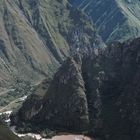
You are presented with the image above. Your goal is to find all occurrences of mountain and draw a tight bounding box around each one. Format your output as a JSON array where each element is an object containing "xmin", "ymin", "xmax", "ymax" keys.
[
  {"xmin": 12, "ymin": 37, "xmax": 140, "ymax": 140},
  {"xmin": 2, "ymin": 0, "xmax": 140, "ymax": 140},
  {"xmin": 69, "ymin": 0, "xmax": 140, "ymax": 42},
  {"xmin": 0, "ymin": 120, "xmax": 21, "ymax": 140},
  {"xmin": 12, "ymin": 57, "xmax": 89, "ymax": 132},
  {"xmin": 0, "ymin": 0, "xmax": 105, "ymax": 89}
]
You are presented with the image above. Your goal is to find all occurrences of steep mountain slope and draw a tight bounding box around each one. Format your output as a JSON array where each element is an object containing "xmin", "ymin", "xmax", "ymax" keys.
[
  {"xmin": 13, "ymin": 58, "xmax": 89, "ymax": 132},
  {"xmin": 69, "ymin": 0, "xmax": 140, "ymax": 42},
  {"xmin": 0, "ymin": 0, "xmax": 105, "ymax": 88},
  {"xmin": 0, "ymin": 0, "xmax": 56, "ymax": 86},
  {"xmin": 12, "ymin": 37, "xmax": 140, "ymax": 140}
]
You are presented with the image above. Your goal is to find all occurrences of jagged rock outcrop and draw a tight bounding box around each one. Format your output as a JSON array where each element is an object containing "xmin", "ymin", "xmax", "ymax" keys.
[
  {"xmin": 69, "ymin": 0, "xmax": 140, "ymax": 42},
  {"xmin": 12, "ymin": 37, "xmax": 140, "ymax": 140}
]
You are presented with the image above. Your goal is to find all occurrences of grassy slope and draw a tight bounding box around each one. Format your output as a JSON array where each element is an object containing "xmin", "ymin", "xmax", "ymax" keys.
[
  {"xmin": 109, "ymin": 0, "xmax": 140, "ymax": 42},
  {"xmin": 0, "ymin": 0, "xmax": 99, "ymax": 89},
  {"xmin": 69, "ymin": 0, "xmax": 140, "ymax": 42},
  {"xmin": 0, "ymin": 0, "xmax": 57, "ymax": 88}
]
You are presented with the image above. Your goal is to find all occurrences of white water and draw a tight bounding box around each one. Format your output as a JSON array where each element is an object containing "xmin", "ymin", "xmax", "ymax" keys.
[
  {"xmin": 11, "ymin": 126, "xmax": 92, "ymax": 140},
  {"xmin": 0, "ymin": 99, "xmax": 92, "ymax": 140},
  {"xmin": 0, "ymin": 110, "xmax": 12, "ymax": 123},
  {"xmin": 0, "ymin": 110, "xmax": 12, "ymax": 116},
  {"xmin": 14, "ymin": 134, "xmax": 91, "ymax": 140},
  {"xmin": 19, "ymin": 96, "xmax": 28, "ymax": 101}
]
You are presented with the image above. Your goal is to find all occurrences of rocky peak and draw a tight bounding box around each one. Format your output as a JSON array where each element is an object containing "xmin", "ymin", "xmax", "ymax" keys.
[
  {"xmin": 34, "ymin": 57, "xmax": 89, "ymax": 132},
  {"xmin": 12, "ymin": 57, "xmax": 90, "ymax": 132}
]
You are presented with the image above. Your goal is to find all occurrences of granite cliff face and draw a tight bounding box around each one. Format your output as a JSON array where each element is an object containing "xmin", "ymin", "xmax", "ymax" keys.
[
  {"xmin": 69, "ymin": 0, "xmax": 140, "ymax": 42},
  {"xmin": 12, "ymin": 37, "xmax": 140, "ymax": 140}
]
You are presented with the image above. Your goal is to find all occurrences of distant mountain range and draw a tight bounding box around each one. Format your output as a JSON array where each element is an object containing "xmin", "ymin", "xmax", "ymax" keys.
[{"xmin": 69, "ymin": 0, "xmax": 140, "ymax": 42}]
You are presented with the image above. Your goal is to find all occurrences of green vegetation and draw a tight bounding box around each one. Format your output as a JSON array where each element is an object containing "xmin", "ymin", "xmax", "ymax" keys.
[
  {"xmin": 0, "ymin": 120, "xmax": 21, "ymax": 140},
  {"xmin": 69, "ymin": 0, "xmax": 140, "ymax": 42},
  {"xmin": 0, "ymin": 0, "xmax": 100, "ymax": 90},
  {"xmin": 0, "ymin": 80, "xmax": 33, "ymax": 112}
]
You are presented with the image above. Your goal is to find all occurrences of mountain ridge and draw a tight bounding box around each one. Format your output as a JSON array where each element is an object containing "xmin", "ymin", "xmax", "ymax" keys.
[
  {"xmin": 0, "ymin": 0, "xmax": 105, "ymax": 89},
  {"xmin": 69, "ymin": 0, "xmax": 140, "ymax": 42}
]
